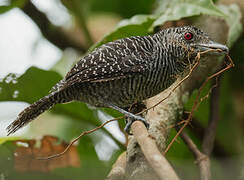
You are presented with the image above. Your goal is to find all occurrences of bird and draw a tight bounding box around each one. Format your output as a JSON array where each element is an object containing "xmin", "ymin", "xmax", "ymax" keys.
[{"xmin": 6, "ymin": 26, "xmax": 229, "ymax": 135}]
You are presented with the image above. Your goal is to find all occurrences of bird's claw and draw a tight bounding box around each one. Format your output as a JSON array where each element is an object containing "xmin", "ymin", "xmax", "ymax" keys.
[{"xmin": 124, "ymin": 115, "xmax": 149, "ymax": 135}]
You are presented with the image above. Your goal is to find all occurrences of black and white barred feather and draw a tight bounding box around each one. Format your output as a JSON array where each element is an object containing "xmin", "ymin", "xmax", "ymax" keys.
[{"xmin": 7, "ymin": 26, "xmax": 212, "ymax": 135}]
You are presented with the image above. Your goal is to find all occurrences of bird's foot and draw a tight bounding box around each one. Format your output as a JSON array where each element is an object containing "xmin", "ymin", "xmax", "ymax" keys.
[
  {"xmin": 105, "ymin": 103, "xmax": 149, "ymax": 134},
  {"xmin": 124, "ymin": 115, "xmax": 149, "ymax": 135}
]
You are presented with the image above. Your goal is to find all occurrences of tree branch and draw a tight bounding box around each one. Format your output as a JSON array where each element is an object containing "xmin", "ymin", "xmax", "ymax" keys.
[
  {"xmin": 179, "ymin": 131, "xmax": 211, "ymax": 180},
  {"xmin": 107, "ymin": 152, "xmax": 126, "ymax": 180},
  {"xmin": 125, "ymin": 14, "xmax": 230, "ymax": 179},
  {"xmin": 202, "ymin": 77, "xmax": 221, "ymax": 155},
  {"xmin": 131, "ymin": 121, "xmax": 179, "ymax": 180},
  {"xmin": 68, "ymin": 0, "xmax": 94, "ymax": 47},
  {"xmin": 183, "ymin": 74, "xmax": 220, "ymax": 180},
  {"xmin": 22, "ymin": 1, "xmax": 87, "ymax": 53},
  {"xmin": 174, "ymin": 50, "xmax": 224, "ymax": 180},
  {"xmin": 186, "ymin": 115, "xmax": 229, "ymax": 158},
  {"xmin": 109, "ymin": 0, "xmax": 242, "ymax": 178}
]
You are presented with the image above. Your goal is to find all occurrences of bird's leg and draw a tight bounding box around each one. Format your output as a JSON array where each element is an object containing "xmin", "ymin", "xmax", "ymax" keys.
[{"xmin": 107, "ymin": 103, "xmax": 149, "ymax": 134}]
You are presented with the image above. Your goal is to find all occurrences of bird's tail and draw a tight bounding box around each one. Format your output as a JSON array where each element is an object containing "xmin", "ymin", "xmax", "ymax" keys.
[{"xmin": 6, "ymin": 90, "xmax": 72, "ymax": 135}]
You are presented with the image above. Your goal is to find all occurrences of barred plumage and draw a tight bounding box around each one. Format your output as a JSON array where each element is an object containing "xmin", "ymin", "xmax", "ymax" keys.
[{"xmin": 7, "ymin": 26, "xmax": 229, "ymax": 135}]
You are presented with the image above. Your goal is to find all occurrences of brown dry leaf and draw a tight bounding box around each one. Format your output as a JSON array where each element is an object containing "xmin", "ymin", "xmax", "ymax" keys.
[{"xmin": 14, "ymin": 135, "xmax": 80, "ymax": 172}]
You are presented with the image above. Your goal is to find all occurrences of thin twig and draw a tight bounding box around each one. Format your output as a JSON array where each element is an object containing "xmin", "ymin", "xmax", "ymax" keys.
[
  {"xmin": 39, "ymin": 50, "xmax": 232, "ymax": 160},
  {"xmin": 38, "ymin": 52, "xmax": 200, "ymax": 160},
  {"xmin": 199, "ymin": 77, "xmax": 218, "ymax": 107},
  {"xmin": 131, "ymin": 121, "xmax": 180, "ymax": 180},
  {"xmin": 187, "ymin": 116, "xmax": 229, "ymax": 157},
  {"xmin": 37, "ymin": 117, "xmax": 122, "ymax": 160},
  {"xmin": 181, "ymin": 76, "xmax": 221, "ymax": 180},
  {"xmin": 137, "ymin": 48, "xmax": 221, "ymax": 116},
  {"xmin": 77, "ymin": 15, "xmax": 94, "ymax": 47},
  {"xmin": 22, "ymin": 1, "xmax": 87, "ymax": 53},
  {"xmin": 69, "ymin": 0, "xmax": 94, "ymax": 47},
  {"xmin": 138, "ymin": 54, "xmax": 200, "ymax": 114},
  {"xmin": 202, "ymin": 76, "xmax": 221, "ymax": 155},
  {"xmin": 164, "ymin": 54, "xmax": 234, "ymax": 154},
  {"xmin": 179, "ymin": 131, "xmax": 211, "ymax": 180},
  {"xmin": 167, "ymin": 119, "xmax": 189, "ymax": 129}
]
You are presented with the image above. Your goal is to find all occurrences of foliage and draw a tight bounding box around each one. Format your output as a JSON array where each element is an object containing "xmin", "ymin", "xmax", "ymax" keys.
[
  {"xmin": 0, "ymin": 0, "xmax": 27, "ymax": 14},
  {"xmin": 0, "ymin": 0, "xmax": 243, "ymax": 179},
  {"xmin": 92, "ymin": 0, "xmax": 225, "ymax": 49}
]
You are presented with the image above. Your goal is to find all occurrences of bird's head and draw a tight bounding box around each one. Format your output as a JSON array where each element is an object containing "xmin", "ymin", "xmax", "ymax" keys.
[{"xmin": 159, "ymin": 26, "xmax": 229, "ymax": 58}]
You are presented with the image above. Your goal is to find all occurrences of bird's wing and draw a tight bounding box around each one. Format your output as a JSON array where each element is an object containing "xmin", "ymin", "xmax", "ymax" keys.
[{"xmin": 58, "ymin": 38, "xmax": 154, "ymax": 90}]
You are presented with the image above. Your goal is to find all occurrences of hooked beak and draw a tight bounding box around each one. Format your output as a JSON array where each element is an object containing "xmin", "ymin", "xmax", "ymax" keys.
[{"xmin": 195, "ymin": 41, "xmax": 229, "ymax": 54}]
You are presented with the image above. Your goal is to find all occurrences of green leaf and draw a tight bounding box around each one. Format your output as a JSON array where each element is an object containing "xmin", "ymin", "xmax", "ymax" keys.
[
  {"xmin": 0, "ymin": 67, "xmax": 99, "ymax": 132},
  {"xmin": 155, "ymin": 0, "xmax": 224, "ymax": 16},
  {"xmin": 0, "ymin": 6, "xmax": 12, "ymax": 14},
  {"xmin": 218, "ymin": 4, "xmax": 243, "ymax": 47},
  {"xmin": 53, "ymin": 102, "xmax": 99, "ymax": 126},
  {"xmin": 0, "ymin": 67, "xmax": 124, "ymax": 148},
  {"xmin": 61, "ymin": 0, "xmax": 155, "ymax": 19},
  {"xmin": 0, "ymin": 67, "xmax": 62, "ymax": 103},
  {"xmin": 88, "ymin": 0, "xmax": 155, "ymax": 18},
  {"xmin": 91, "ymin": 15, "xmax": 155, "ymax": 50},
  {"xmin": 0, "ymin": 142, "xmax": 15, "ymax": 175},
  {"xmin": 152, "ymin": 0, "xmax": 224, "ymax": 31},
  {"xmin": 0, "ymin": 136, "xmax": 20, "ymax": 145},
  {"xmin": 92, "ymin": 0, "xmax": 226, "ymax": 49},
  {"xmin": 0, "ymin": 0, "xmax": 27, "ymax": 14},
  {"xmin": 0, "ymin": 66, "xmax": 100, "ymax": 126}
]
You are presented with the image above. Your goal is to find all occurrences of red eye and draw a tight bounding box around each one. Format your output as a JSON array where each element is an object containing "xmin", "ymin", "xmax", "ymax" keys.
[{"xmin": 184, "ymin": 32, "xmax": 193, "ymax": 40}]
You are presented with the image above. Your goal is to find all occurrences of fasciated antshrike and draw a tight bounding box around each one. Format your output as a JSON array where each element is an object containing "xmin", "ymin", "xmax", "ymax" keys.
[{"xmin": 7, "ymin": 26, "xmax": 228, "ymax": 135}]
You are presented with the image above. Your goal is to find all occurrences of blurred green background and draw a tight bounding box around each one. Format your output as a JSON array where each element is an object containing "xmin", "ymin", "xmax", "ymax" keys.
[{"xmin": 0, "ymin": 0, "xmax": 243, "ymax": 179}]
